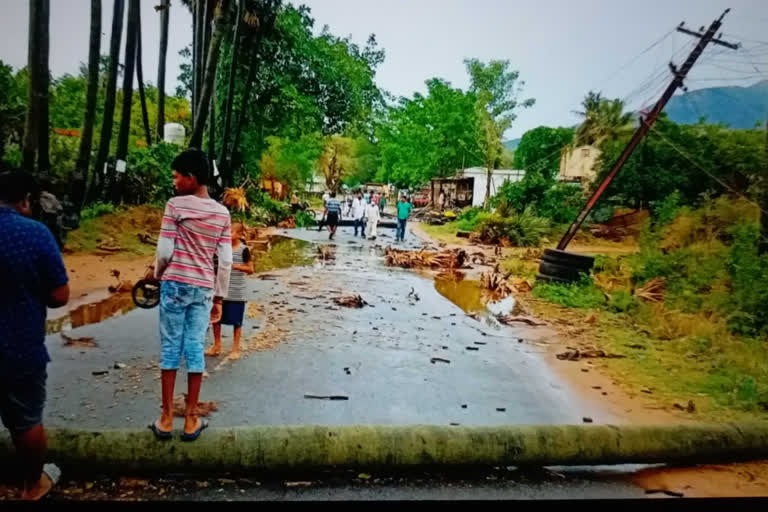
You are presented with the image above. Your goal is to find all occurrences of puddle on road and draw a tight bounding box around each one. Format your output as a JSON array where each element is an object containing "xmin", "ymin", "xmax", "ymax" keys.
[
  {"xmin": 250, "ymin": 235, "xmax": 314, "ymax": 273},
  {"xmin": 434, "ymin": 275, "xmax": 517, "ymax": 317},
  {"xmin": 47, "ymin": 292, "xmax": 136, "ymax": 335}
]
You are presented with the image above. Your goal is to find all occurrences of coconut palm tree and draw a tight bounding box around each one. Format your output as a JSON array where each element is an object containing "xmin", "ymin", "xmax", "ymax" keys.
[
  {"xmin": 156, "ymin": 0, "xmax": 170, "ymax": 140},
  {"xmin": 135, "ymin": 3, "xmax": 151, "ymax": 146},
  {"xmin": 73, "ymin": 0, "xmax": 101, "ymax": 211},
  {"xmin": 116, "ymin": 0, "xmax": 139, "ymax": 162},
  {"xmin": 573, "ymin": 90, "xmax": 634, "ymax": 147}
]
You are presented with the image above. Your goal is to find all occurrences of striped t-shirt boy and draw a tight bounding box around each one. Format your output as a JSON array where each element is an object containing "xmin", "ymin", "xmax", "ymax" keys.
[{"xmin": 156, "ymin": 195, "xmax": 232, "ymax": 297}]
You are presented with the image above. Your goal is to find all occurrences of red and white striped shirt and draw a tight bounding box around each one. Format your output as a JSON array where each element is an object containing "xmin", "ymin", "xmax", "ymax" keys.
[{"xmin": 157, "ymin": 195, "xmax": 232, "ymax": 291}]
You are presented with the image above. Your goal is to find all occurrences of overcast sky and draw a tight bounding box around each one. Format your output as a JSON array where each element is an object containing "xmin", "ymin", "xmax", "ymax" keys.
[{"xmin": 1, "ymin": 0, "xmax": 766, "ymax": 138}]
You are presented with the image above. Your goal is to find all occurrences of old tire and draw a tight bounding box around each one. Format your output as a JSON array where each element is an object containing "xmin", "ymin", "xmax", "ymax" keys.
[
  {"xmin": 538, "ymin": 261, "xmax": 588, "ymax": 282},
  {"xmin": 132, "ymin": 279, "xmax": 161, "ymax": 309},
  {"xmin": 538, "ymin": 249, "xmax": 595, "ymax": 284},
  {"xmin": 535, "ymin": 273, "xmax": 571, "ymax": 285}
]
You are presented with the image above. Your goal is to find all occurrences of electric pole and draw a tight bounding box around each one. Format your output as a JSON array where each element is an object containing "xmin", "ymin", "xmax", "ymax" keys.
[{"xmin": 557, "ymin": 9, "xmax": 740, "ymax": 251}]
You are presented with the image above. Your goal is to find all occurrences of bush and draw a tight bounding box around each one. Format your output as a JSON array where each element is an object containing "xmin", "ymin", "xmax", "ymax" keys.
[
  {"xmin": 245, "ymin": 190, "xmax": 291, "ymax": 226},
  {"xmin": 474, "ymin": 207, "xmax": 550, "ymax": 247},
  {"xmin": 533, "ymin": 274, "xmax": 607, "ymax": 309},
  {"xmin": 607, "ymin": 289, "xmax": 639, "ymax": 313},
  {"xmin": 124, "ymin": 142, "xmax": 178, "ymax": 205},
  {"xmin": 491, "ymin": 178, "xmax": 584, "ymax": 224},
  {"xmin": 81, "ymin": 202, "xmax": 117, "ymax": 220},
  {"xmin": 295, "ymin": 209, "xmax": 316, "ymax": 228},
  {"xmin": 723, "ymin": 223, "xmax": 768, "ymax": 336}
]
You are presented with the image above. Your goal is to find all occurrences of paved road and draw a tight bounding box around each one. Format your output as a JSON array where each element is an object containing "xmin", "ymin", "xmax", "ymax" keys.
[{"xmin": 44, "ymin": 225, "xmax": 617, "ymax": 430}]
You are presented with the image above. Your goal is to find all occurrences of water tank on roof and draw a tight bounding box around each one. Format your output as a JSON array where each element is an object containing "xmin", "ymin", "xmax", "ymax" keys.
[{"xmin": 164, "ymin": 123, "xmax": 186, "ymax": 146}]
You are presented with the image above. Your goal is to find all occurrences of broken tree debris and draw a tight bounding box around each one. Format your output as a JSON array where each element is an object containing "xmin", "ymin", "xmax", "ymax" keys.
[
  {"xmin": 556, "ymin": 349, "xmax": 626, "ymax": 361},
  {"xmin": 304, "ymin": 394, "xmax": 349, "ymax": 401},
  {"xmin": 333, "ymin": 295, "xmax": 368, "ymax": 308},
  {"xmin": 497, "ymin": 315, "xmax": 546, "ymax": 327},
  {"xmin": 172, "ymin": 394, "xmax": 218, "ymax": 417},
  {"xmin": 384, "ymin": 247, "xmax": 467, "ymax": 270},
  {"xmin": 430, "ymin": 357, "xmax": 451, "ymax": 364},
  {"xmin": 61, "ymin": 332, "xmax": 98, "ymax": 348}
]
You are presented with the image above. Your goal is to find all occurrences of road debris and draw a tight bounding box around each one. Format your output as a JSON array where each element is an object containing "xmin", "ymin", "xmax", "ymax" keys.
[
  {"xmin": 497, "ymin": 315, "xmax": 546, "ymax": 327},
  {"xmin": 430, "ymin": 357, "xmax": 451, "ymax": 364},
  {"xmin": 466, "ymin": 346, "xmax": 479, "ymax": 351},
  {"xmin": 556, "ymin": 349, "xmax": 626, "ymax": 361},
  {"xmin": 582, "ymin": 417, "xmax": 593, "ymax": 423},
  {"xmin": 172, "ymin": 394, "xmax": 218, "ymax": 417},
  {"xmin": 333, "ymin": 295, "xmax": 368, "ymax": 308},
  {"xmin": 92, "ymin": 370, "xmax": 109, "ymax": 376},
  {"xmin": 384, "ymin": 247, "xmax": 467, "ymax": 269},
  {"xmin": 304, "ymin": 394, "xmax": 349, "ymax": 400},
  {"xmin": 61, "ymin": 332, "xmax": 98, "ymax": 348}
]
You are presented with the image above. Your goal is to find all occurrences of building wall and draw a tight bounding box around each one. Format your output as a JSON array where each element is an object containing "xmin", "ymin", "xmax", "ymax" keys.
[
  {"xmin": 559, "ymin": 145, "xmax": 601, "ymax": 185},
  {"xmin": 460, "ymin": 168, "xmax": 525, "ymax": 207}
]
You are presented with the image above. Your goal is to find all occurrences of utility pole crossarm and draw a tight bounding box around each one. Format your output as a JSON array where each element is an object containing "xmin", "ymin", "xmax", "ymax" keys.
[{"xmin": 675, "ymin": 26, "xmax": 740, "ymax": 50}]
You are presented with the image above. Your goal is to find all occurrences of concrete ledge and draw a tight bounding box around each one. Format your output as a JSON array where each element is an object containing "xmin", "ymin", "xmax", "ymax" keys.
[{"xmin": 2, "ymin": 423, "xmax": 768, "ymax": 474}]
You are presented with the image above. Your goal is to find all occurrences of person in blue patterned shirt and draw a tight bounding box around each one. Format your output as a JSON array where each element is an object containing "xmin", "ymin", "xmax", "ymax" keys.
[{"xmin": 0, "ymin": 170, "xmax": 69, "ymax": 500}]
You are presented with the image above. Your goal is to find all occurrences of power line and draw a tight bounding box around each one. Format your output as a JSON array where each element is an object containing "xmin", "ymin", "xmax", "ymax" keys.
[
  {"xmin": 591, "ymin": 29, "xmax": 676, "ymax": 89},
  {"xmin": 648, "ymin": 126, "xmax": 768, "ymax": 218}
]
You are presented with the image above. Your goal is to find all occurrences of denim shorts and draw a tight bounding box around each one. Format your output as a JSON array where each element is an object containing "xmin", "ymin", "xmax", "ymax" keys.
[
  {"xmin": 160, "ymin": 280, "xmax": 214, "ymax": 373},
  {"xmin": 0, "ymin": 369, "xmax": 47, "ymax": 435}
]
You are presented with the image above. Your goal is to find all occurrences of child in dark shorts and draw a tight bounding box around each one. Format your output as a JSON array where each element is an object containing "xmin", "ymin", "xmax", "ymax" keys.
[{"xmin": 205, "ymin": 222, "xmax": 253, "ymax": 360}]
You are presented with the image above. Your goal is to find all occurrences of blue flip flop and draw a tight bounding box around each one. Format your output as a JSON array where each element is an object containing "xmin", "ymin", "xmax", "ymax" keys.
[
  {"xmin": 148, "ymin": 422, "xmax": 173, "ymax": 441},
  {"xmin": 181, "ymin": 420, "xmax": 209, "ymax": 442}
]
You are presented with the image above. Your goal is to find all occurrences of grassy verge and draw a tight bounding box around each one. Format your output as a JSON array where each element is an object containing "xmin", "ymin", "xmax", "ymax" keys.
[
  {"xmin": 419, "ymin": 222, "xmax": 470, "ymax": 246},
  {"xmin": 66, "ymin": 205, "xmax": 163, "ymax": 256}
]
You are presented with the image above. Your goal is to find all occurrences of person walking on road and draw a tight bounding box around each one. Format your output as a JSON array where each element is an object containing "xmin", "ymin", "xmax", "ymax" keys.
[
  {"xmin": 152, "ymin": 149, "xmax": 232, "ymax": 442},
  {"xmin": 324, "ymin": 191, "xmax": 342, "ymax": 240},
  {"xmin": 364, "ymin": 198, "xmax": 380, "ymax": 240},
  {"xmin": 396, "ymin": 195, "xmax": 413, "ymax": 242},
  {"xmin": 351, "ymin": 191, "xmax": 365, "ymax": 237},
  {"xmin": 378, "ymin": 193, "xmax": 387, "ymax": 215},
  {"xmin": 205, "ymin": 222, "xmax": 253, "ymax": 360},
  {"xmin": 317, "ymin": 191, "xmax": 330, "ymax": 232},
  {"xmin": 0, "ymin": 169, "xmax": 69, "ymax": 500}
]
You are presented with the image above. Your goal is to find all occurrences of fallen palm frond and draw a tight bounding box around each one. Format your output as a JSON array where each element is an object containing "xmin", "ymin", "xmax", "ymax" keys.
[
  {"xmin": 634, "ymin": 277, "xmax": 666, "ymax": 303},
  {"xmin": 384, "ymin": 247, "xmax": 467, "ymax": 270},
  {"xmin": 223, "ymin": 187, "xmax": 249, "ymax": 212},
  {"xmin": 333, "ymin": 295, "xmax": 368, "ymax": 308}
]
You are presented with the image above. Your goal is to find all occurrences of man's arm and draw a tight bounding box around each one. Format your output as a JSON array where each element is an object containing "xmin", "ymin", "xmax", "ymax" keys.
[
  {"xmin": 155, "ymin": 202, "xmax": 177, "ymax": 279},
  {"xmin": 214, "ymin": 220, "xmax": 233, "ymax": 299},
  {"xmin": 37, "ymin": 224, "xmax": 70, "ymax": 309}
]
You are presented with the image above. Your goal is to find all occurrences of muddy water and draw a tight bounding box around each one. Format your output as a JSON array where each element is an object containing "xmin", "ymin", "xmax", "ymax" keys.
[
  {"xmin": 250, "ymin": 235, "xmax": 314, "ymax": 273},
  {"xmin": 46, "ymin": 292, "xmax": 136, "ymax": 334}
]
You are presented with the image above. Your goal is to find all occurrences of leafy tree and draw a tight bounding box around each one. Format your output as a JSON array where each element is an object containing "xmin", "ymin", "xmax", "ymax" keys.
[
  {"xmin": 376, "ymin": 78, "xmax": 481, "ymax": 187},
  {"xmin": 318, "ymin": 135, "xmax": 358, "ymax": 193},
  {"xmin": 465, "ymin": 58, "xmax": 534, "ymax": 207},
  {"xmin": 258, "ymin": 133, "xmax": 323, "ymax": 191},
  {"xmin": 513, "ymin": 126, "xmax": 574, "ymax": 181},
  {"xmin": 0, "ymin": 62, "xmax": 27, "ymax": 161}
]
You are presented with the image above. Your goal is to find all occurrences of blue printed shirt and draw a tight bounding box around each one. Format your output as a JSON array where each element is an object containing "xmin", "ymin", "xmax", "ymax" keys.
[{"xmin": 0, "ymin": 207, "xmax": 69, "ymax": 376}]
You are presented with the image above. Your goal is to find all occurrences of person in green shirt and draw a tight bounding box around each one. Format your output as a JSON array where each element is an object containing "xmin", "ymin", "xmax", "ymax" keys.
[
  {"xmin": 396, "ymin": 195, "xmax": 413, "ymax": 242},
  {"xmin": 378, "ymin": 194, "xmax": 387, "ymax": 214}
]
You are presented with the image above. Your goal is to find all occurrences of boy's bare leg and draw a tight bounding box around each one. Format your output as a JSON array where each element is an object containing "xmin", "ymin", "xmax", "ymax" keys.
[
  {"xmin": 154, "ymin": 369, "xmax": 176, "ymax": 433},
  {"xmin": 184, "ymin": 372, "xmax": 203, "ymax": 435},
  {"xmin": 14, "ymin": 425, "xmax": 51, "ymax": 500},
  {"xmin": 205, "ymin": 323, "xmax": 222, "ymax": 356},
  {"xmin": 228, "ymin": 326, "xmax": 242, "ymax": 360}
]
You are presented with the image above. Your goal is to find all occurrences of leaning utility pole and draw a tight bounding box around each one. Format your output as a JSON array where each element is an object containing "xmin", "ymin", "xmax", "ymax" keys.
[{"xmin": 557, "ymin": 9, "xmax": 740, "ymax": 251}]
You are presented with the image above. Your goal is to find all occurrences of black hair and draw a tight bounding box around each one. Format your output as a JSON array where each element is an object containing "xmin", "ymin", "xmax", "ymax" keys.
[
  {"xmin": 330, "ymin": 191, "xmax": 337, "ymax": 198},
  {"xmin": 171, "ymin": 148, "xmax": 209, "ymax": 186},
  {"xmin": 0, "ymin": 169, "xmax": 41, "ymax": 204}
]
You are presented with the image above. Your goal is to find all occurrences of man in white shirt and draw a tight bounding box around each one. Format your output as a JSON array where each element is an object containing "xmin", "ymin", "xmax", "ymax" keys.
[
  {"xmin": 351, "ymin": 191, "xmax": 366, "ymax": 237},
  {"xmin": 364, "ymin": 200, "xmax": 380, "ymax": 240}
]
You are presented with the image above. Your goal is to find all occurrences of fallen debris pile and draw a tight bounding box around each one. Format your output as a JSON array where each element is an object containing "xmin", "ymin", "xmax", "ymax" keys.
[
  {"xmin": 61, "ymin": 332, "xmax": 98, "ymax": 348},
  {"xmin": 333, "ymin": 295, "xmax": 368, "ymax": 308},
  {"xmin": 384, "ymin": 247, "xmax": 467, "ymax": 270},
  {"xmin": 497, "ymin": 315, "xmax": 546, "ymax": 327},
  {"xmin": 556, "ymin": 349, "xmax": 626, "ymax": 361},
  {"xmin": 634, "ymin": 277, "xmax": 666, "ymax": 303},
  {"xmin": 480, "ymin": 268, "xmax": 533, "ymax": 297},
  {"xmin": 172, "ymin": 394, "xmax": 218, "ymax": 417}
]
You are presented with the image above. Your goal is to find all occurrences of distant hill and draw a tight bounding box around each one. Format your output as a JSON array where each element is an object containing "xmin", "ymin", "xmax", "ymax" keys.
[
  {"xmin": 503, "ymin": 138, "xmax": 521, "ymax": 151},
  {"xmin": 664, "ymin": 80, "xmax": 768, "ymax": 129}
]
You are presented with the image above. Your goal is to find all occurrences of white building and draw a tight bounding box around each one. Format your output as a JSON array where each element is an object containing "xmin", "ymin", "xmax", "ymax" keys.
[
  {"xmin": 304, "ymin": 172, "xmax": 326, "ymax": 194},
  {"xmin": 455, "ymin": 167, "xmax": 525, "ymax": 207},
  {"xmin": 559, "ymin": 145, "xmax": 600, "ymax": 186}
]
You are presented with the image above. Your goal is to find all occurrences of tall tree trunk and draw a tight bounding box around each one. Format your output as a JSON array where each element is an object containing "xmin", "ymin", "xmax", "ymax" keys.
[
  {"xmin": 116, "ymin": 0, "xmax": 139, "ymax": 162},
  {"xmin": 226, "ymin": 35, "xmax": 261, "ymax": 184},
  {"xmin": 94, "ymin": 0, "xmax": 125, "ymax": 199},
  {"xmin": 189, "ymin": 0, "xmax": 232, "ymax": 149},
  {"xmin": 74, "ymin": 0, "xmax": 101, "ymax": 212},
  {"xmin": 156, "ymin": 0, "xmax": 169, "ymax": 140},
  {"xmin": 191, "ymin": 0, "xmax": 199, "ymax": 125},
  {"xmin": 220, "ymin": 0, "xmax": 244, "ymax": 170},
  {"xmin": 22, "ymin": 0, "xmax": 42, "ymax": 173},
  {"xmin": 208, "ymin": 83, "xmax": 216, "ymax": 163},
  {"xmin": 135, "ymin": 4, "xmax": 151, "ymax": 146},
  {"xmin": 36, "ymin": 0, "xmax": 50, "ymax": 180}
]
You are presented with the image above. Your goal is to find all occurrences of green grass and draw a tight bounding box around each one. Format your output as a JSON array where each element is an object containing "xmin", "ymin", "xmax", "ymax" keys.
[
  {"xmin": 419, "ymin": 222, "xmax": 469, "ymax": 245},
  {"xmin": 65, "ymin": 205, "xmax": 161, "ymax": 256}
]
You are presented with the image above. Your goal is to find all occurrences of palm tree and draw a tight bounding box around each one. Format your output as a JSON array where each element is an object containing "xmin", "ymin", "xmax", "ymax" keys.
[
  {"xmin": 94, "ymin": 0, "xmax": 125, "ymax": 197},
  {"xmin": 37, "ymin": 0, "xmax": 51, "ymax": 179},
  {"xmin": 156, "ymin": 0, "xmax": 170, "ymax": 140},
  {"xmin": 22, "ymin": 0, "xmax": 42, "ymax": 173},
  {"xmin": 115, "ymin": 0, "xmax": 139, "ymax": 162},
  {"xmin": 573, "ymin": 91, "xmax": 633, "ymax": 147},
  {"xmin": 220, "ymin": 0, "xmax": 245, "ymax": 169},
  {"xmin": 135, "ymin": 3, "xmax": 151, "ymax": 146},
  {"xmin": 189, "ymin": 0, "xmax": 233, "ymax": 148},
  {"xmin": 73, "ymin": 0, "xmax": 101, "ymax": 212}
]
